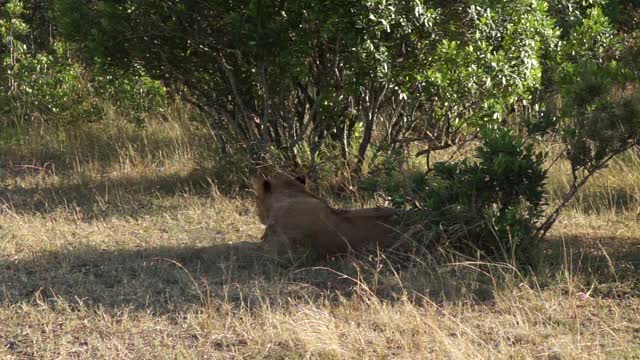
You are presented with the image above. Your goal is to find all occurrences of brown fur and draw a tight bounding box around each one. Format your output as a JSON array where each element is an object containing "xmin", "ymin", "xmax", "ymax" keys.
[{"xmin": 254, "ymin": 172, "xmax": 400, "ymax": 254}]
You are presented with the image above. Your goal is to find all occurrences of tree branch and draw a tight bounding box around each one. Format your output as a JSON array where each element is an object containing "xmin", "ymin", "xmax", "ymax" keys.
[{"xmin": 536, "ymin": 144, "xmax": 634, "ymax": 239}]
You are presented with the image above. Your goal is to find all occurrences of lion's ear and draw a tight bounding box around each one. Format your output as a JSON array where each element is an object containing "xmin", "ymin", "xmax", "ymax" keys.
[
  {"xmin": 295, "ymin": 174, "xmax": 306, "ymax": 185},
  {"xmin": 262, "ymin": 179, "xmax": 272, "ymax": 193}
]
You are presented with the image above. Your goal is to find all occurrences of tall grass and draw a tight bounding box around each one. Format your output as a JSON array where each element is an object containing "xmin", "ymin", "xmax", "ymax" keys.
[
  {"xmin": 547, "ymin": 149, "xmax": 640, "ymax": 215},
  {"xmin": 1, "ymin": 101, "xmax": 215, "ymax": 176}
]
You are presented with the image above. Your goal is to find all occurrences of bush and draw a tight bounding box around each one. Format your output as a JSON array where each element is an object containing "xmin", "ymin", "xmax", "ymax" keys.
[
  {"xmin": 0, "ymin": 0, "xmax": 167, "ymax": 126},
  {"xmin": 362, "ymin": 129, "xmax": 547, "ymax": 269},
  {"xmin": 52, "ymin": 0, "xmax": 558, "ymax": 173}
]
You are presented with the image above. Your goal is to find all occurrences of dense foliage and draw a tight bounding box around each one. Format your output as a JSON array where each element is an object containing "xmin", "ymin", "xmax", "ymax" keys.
[
  {"xmin": 1, "ymin": 0, "xmax": 639, "ymax": 266},
  {"xmin": 0, "ymin": 0, "xmax": 166, "ymax": 124},
  {"xmin": 362, "ymin": 129, "xmax": 547, "ymax": 267},
  {"xmin": 51, "ymin": 0, "xmax": 560, "ymax": 172}
]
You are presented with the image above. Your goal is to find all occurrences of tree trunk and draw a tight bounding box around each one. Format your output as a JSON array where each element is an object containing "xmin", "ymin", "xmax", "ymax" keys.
[{"xmin": 354, "ymin": 83, "xmax": 387, "ymax": 177}]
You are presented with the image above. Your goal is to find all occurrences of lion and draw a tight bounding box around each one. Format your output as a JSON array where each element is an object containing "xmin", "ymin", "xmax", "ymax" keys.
[{"xmin": 254, "ymin": 172, "xmax": 400, "ymax": 255}]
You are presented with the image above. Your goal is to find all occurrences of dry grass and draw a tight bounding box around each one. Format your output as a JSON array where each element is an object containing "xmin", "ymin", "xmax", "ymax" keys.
[{"xmin": 1, "ymin": 115, "xmax": 639, "ymax": 359}]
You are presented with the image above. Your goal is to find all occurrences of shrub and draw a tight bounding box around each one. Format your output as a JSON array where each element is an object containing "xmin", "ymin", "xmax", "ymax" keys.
[
  {"xmin": 362, "ymin": 129, "xmax": 547, "ymax": 269},
  {"xmin": 0, "ymin": 0, "xmax": 167, "ymax": 126}
]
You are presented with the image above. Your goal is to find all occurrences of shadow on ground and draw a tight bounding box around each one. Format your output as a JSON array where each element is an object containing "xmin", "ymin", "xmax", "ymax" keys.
[
  {"xmin": 0, "ymin": 241, "xmax": 304, "ymax": 311},
  {"xmin": 2, "ymin": 234, "xmax": 639, "ymax": 313},
  {"xmin": 542, "ymin": 235, "xmax": 640, "ymax": 298},
  {"xmin": 0, "ymin": 168, "xmax": 242, "ymax": 220},
  {"xmin": 0, "ymin": 241, "xmax": 410, "ymax": 313},
  {"xmin": 0, "ymin": 236, "xmax": 507, "ymax": 313}
]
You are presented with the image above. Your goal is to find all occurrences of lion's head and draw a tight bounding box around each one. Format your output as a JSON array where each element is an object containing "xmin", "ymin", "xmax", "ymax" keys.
[{"xmin": 253, "ymin": 172, "xmax": 308, "ymax": 224}]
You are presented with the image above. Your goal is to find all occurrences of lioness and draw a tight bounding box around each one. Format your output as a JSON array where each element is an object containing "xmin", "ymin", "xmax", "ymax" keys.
[{"xmin": 254, "ymin": 172, "xmax": 400, "ymax": 254}]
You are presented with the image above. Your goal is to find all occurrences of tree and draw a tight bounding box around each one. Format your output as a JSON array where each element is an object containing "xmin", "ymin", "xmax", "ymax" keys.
[
  {"xmin": 53, "ymin": 0, "xmax": 557, "ymax": 175},
  {"xmin": 535, "ymin": 3, "xmax": 640, "ymax": 238}
]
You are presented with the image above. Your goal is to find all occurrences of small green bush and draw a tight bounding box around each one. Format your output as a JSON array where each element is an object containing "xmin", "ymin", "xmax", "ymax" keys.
[{"xmin": 362, "ymin": 129, "xmax": 547, "ymax": 269}]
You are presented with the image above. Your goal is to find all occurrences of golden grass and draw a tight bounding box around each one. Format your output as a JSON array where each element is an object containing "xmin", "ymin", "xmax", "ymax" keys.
[{"xmin": 1, "ymin": 114, "xmax": 639, "ymax": 359}]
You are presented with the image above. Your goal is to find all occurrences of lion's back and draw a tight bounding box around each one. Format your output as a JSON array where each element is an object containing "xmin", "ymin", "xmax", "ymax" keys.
[{"xmin": 255, "ymin": 172, "xmax": 400, "ymax": 254}]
